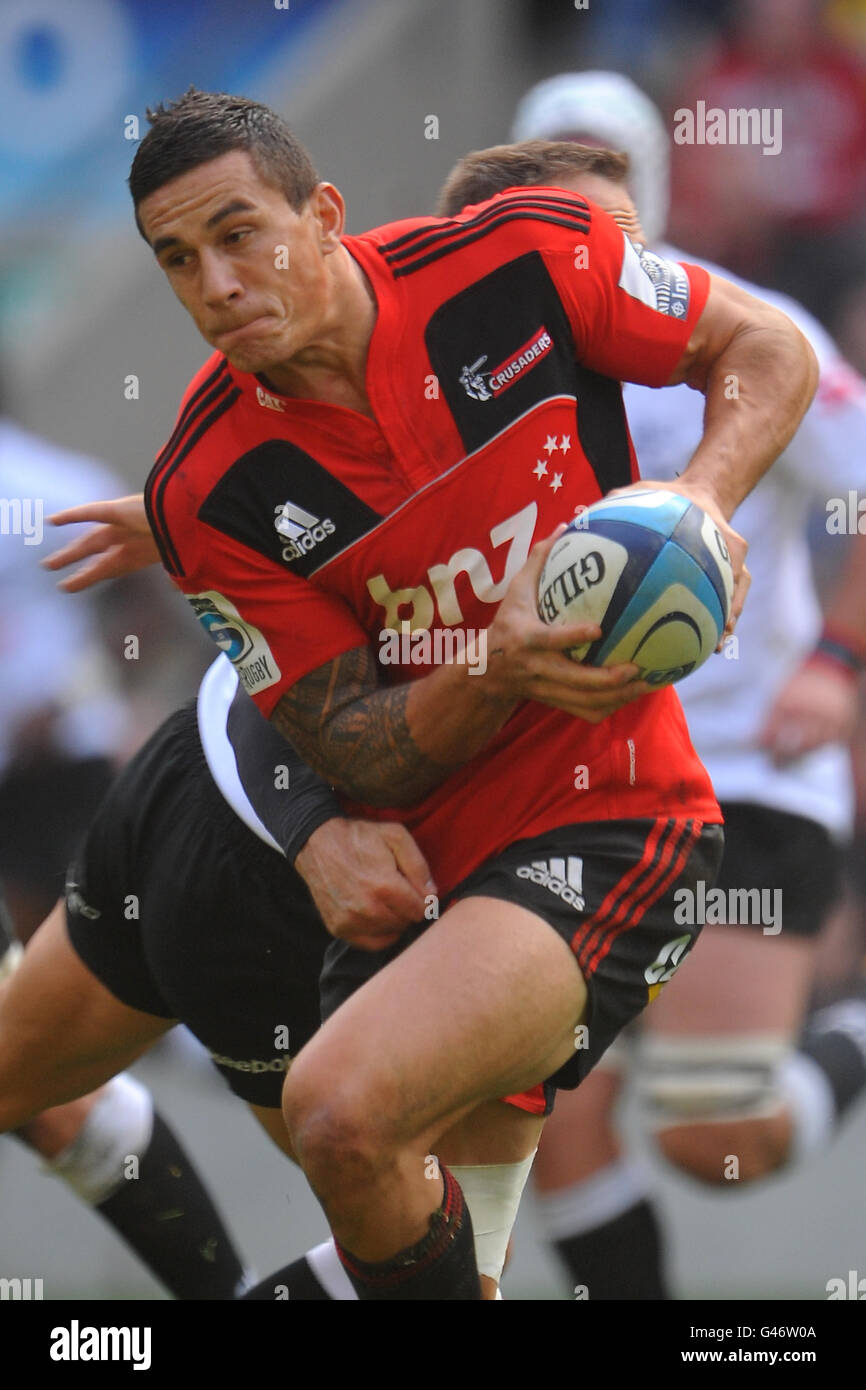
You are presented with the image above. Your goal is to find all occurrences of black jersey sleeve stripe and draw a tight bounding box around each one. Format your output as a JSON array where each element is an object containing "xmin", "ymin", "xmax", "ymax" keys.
[
  {"xmin": 381, "ymin": 201, "xmax": 591, "ymax": 267},
  {"xmin": 143, "ymin": 469, "xmax": 179, "ymax": 576},
  {"xmin": 152, "ymin": 362, "xmax": 230, "ymax": 472},
  {"xmin": 147, "ymin": 373, "xmax": 236, "ymax": 574},
  {"xmin": 146, "ymin": 386, "xmax": 242, "ymax": 578},
  {"xmin": 147, "ymin": 365, "xmax": 233, "ymax": 573},
  {"xmin": 383, "ymin": 205, "xmax": 592, "ymax": 269},
  {"xmin": 377, "ymin": 191, "xmax": 591, "ymax": 257},
  {"xmin": 380, "ymin": 197, "xmax": 590, "ymax": 262},
  {"xmin": 150, "ymin": 372, "xmax": 233, "ymax": 504},
  {"xmin": 389, "ymin": 211, "xmax": 592, "ymax": 278}
]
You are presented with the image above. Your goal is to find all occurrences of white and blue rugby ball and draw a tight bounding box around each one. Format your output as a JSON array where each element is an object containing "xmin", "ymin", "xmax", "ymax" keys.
[{"xmin": 537, "ymin": 489, "xmax": 735, "ymax": 687}]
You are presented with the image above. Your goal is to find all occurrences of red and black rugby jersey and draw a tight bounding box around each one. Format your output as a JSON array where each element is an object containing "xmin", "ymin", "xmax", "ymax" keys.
[{"xmin": 146, "ymin": 189, "xmax": 721, "ymax": 893}]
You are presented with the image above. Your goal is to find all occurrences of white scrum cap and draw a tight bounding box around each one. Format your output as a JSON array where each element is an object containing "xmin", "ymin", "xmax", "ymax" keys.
[{"xmin": 511, "ymin": 70, "xmax": 670, "ymax": 245}]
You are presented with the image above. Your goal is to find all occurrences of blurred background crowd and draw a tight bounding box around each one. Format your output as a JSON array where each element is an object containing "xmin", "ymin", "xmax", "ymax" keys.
[
  {"xmin": 527, "ymin": 0, "xmax": 866, "ymax": 356},
  {"xmin": 1, "ymin": 0, "xmax": 865, "ymax": 1298}
]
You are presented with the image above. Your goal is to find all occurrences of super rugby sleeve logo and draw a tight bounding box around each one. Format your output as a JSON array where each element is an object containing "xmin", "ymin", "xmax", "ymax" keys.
[
  {"xmin": 618, "ymin": 237, "xmax": 690, "ymax": 319},
  {"xmin": 459, "ymin": 326, "xmax": 553, "ymax": 401},
  {"xmin": 188, "ymin": 591, "xmax": 281, "ymax": 695}
]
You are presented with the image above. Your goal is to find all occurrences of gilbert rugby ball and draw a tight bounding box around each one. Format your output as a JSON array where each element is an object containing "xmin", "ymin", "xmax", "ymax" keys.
[{"xmin": 537, "ymin": 489, "xmax": 735, "ymax": 687}]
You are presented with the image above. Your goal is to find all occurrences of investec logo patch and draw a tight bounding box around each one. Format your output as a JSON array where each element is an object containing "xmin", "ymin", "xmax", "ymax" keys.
[
  {"xmin": 459, "ymin": 326, "xmax": 553, "ymax": 401},
  {"xmin": 619, "ymin": 241, "xmax": 690, "ymax": 319},
  {"xmin": 517, "ymin": 856, "xmax": 585, "ymax": 910},
  {"xmin": 274, "ymin": 500, "xmax": 335, "ymax": 562}
]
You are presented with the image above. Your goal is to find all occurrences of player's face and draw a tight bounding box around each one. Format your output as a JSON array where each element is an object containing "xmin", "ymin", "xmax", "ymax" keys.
[
  {"xmin": 553, "ymin": 171, "xmax": 647, "ymax": 245},
  {"xmin": 138, "ymin": 150, "xmax": 343, "ymax": 373}
]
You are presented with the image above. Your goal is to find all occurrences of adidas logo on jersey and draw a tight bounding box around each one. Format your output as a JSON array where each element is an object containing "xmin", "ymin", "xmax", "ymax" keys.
[
  {"xmin": 516, "ymin": 856, "xmax": 585, "ymax": 910},
  {"xmin": 274, "ymin": 501, "xmax": 335, "ymax": 561}
]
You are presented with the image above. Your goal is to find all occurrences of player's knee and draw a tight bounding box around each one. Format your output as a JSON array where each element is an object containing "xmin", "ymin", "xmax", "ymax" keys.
[
  {"xmin": 640, "ymin": 1033, "xmax": 793, "ymax": 1185},
  {"xmin": 653, "ymin": 1112, "xmax": 792, "ymax": 1184},
  {"xmin": 281, "ymin": 1069, "xmax": 386, "ymax": 1199}
]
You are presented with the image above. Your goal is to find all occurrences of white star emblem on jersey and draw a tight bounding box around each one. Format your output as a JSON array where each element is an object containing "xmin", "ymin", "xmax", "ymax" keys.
[
  {"xmin": 533, "ymin": 459, "xmax": 548, "ymax": 479},
  {"xmin": 544, "ymin": 434, "xmax": 558, "ymax": 455},
  {"xmin": 550, "ymin": 472, "xmax": 564, "ymax": 493},
  {"xmin": 559, "ymin": 434, "xmax": 571, "ymax": 454}
]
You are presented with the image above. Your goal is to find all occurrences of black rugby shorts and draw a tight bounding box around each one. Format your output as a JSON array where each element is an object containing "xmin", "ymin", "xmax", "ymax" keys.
[
  {"xmin": 715, "ymin": 801, "xmax": 842, "ymax": 937},
  {"xmin": 320, "ymin": 817, "xmax": 724, "ymax": 1106},
  {"xmin": 66, "ymin": 706, "xmax": 329, "ymax": 1106}
]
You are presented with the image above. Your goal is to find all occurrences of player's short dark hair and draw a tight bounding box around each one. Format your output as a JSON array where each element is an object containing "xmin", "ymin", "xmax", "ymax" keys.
[
  {"xmin": 129, "ymin": 88, "xmax": 319, "ymax": 238},
  {"xmin": 436, "ymin": 140, "xmax": 629, "ymax": 218}
]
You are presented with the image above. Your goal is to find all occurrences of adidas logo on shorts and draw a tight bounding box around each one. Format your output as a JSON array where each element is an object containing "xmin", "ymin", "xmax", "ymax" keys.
[{"xmin": 516, "ymin": 856, "xmax": 585, "ymax": 910}]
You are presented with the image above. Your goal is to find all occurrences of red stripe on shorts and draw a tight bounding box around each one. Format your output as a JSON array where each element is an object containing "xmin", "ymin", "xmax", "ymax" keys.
[
  {"xmin": 585, "ymin": 819, "xmax": 701, "ymax": 976},
  {"xmin": 573, "ymin": 816, "xmax": 672, "ymax": 967}
]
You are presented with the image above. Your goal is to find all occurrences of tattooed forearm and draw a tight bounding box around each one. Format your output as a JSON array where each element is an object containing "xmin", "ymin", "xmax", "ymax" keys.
[{"xmin": 269, "ymin": 644, "xmax": 459, "ymax": 806}]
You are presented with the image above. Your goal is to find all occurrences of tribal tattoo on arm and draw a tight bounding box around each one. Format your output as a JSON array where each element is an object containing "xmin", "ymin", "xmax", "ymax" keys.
[{"xmin": 269, "ymin": 644, "xmax": 458, "ymax": 806}]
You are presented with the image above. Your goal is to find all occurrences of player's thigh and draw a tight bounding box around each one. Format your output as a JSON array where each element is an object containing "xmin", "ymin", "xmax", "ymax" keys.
[
  {"xmin": 284, "ymin": 895, "xmax": 587, "ymax": 1154},
  {"xmin": 0, "ymin": 901, "xmax": 171, "ymax": 1127},
  {"xmin": 437, "ymin": 1097, "xmax": 546, "ymax": 1166},
  {"xmin": 293, "ymin": 815, "xmax": 723, "ymax": 1153}
]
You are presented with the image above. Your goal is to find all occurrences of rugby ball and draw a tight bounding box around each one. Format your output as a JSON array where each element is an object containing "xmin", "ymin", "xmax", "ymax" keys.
[{"xmin": 537, "ymin": 489, "xmax": 735, "ymax": 686}]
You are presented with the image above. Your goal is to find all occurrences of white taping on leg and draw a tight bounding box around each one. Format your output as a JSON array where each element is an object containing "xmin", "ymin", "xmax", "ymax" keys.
[
  {"xmin": 639, "ymin": 1033, "xmax": 791, "ymax": 1125},
  {"xmin": 44, "ymin": 1072, "xmax": 154, "ymax": 1205},
  {"xmin": 450, "ymin": 1153, "xmax": 536, "ymax": 1282}
]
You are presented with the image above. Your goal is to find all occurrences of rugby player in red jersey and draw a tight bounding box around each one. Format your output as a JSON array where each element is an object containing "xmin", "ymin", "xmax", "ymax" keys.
[{"xmin": 62, "ymin": 90, "xmax": 817, "ymax": 1299}]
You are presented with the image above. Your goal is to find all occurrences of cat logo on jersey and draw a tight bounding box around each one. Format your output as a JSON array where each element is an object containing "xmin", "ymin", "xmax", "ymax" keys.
[{"xmin": 188, "ymin": 590, "xmax": 281, "ymax": 695}]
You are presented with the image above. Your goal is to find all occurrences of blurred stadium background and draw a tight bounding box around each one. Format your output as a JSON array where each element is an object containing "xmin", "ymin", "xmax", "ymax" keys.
[{"xmin": 2, "ymin": 0, "xmax": 866, "ymax": 1300}]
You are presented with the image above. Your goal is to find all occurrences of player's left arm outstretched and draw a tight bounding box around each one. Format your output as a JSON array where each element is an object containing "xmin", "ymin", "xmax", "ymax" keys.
[{"xmin": 43, "ymin": 494, "xmax": 157, "ymax": 591}]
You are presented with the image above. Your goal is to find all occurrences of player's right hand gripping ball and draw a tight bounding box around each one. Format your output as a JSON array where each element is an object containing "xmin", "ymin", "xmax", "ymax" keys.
[{"xmin": 537, "ymin": 489, "xmax": 735, "ymax": 687}]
